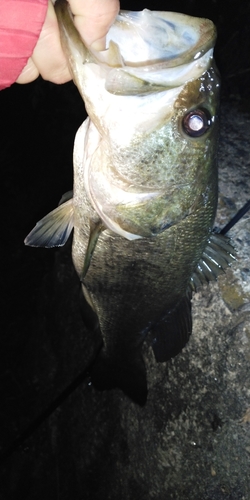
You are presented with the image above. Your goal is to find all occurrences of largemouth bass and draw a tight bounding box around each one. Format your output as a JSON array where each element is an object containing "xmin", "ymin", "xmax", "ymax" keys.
[{"xmin": 25, "ymin": 0, "xmax": 235, "ymax": 405}]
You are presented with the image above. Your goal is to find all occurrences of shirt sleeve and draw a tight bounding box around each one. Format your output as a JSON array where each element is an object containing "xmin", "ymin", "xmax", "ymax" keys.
[{"xmin": 0, "ymin": 0, "xmax": 48, "ymax": 90}]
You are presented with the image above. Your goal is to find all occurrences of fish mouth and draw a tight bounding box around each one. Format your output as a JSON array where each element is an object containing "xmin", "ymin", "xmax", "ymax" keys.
[
  {"xmin": 90, "ymin": 9, "xmax": 216, "ymax": 94},
  {"xmin": 106, "ymin": 10, "xmax": 216, "ymax": 66}
]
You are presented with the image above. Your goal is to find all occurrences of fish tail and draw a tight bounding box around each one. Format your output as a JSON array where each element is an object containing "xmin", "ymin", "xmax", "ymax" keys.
[{"xmin": 91, "ymin": 352, "xmax": 148, "ymax": 406}]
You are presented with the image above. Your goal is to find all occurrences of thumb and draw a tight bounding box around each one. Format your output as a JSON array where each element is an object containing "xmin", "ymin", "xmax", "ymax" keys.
[{"xmin": 68, "ymin": 0, "xmax": 120, "ymax": 50}]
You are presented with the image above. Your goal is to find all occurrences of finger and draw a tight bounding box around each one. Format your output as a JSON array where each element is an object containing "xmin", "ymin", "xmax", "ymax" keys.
[
  {"xmin": 69, "ymin": 0, "xmax": 120, "ymax": 49},
  {"xmin": 18, "ymin": 1, "xmax": 71, "ymax": 84},
  {"xmin": 16, "ymin": 57, "xmax": 39, "ymax": 84}
]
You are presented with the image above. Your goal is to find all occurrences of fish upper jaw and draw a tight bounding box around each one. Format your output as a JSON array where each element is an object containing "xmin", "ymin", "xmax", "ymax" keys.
[{"xmin": 100, "ymin": 48, "xmax": 214, "ymax": 96}]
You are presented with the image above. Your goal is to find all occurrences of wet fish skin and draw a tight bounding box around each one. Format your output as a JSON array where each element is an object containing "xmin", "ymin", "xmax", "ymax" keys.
[{"xmin": 25, "ymin": 2, "xmax": 228, "ymax": 405}]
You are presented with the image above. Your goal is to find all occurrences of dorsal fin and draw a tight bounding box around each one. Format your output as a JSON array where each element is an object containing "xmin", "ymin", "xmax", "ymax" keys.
[
  {"xmin": 190, "ymin": 233, "xmax": 236, "ymax": 292},
  {"xmin": 24, "ymin": 198, "xmax": 74, "ymax": 248}
]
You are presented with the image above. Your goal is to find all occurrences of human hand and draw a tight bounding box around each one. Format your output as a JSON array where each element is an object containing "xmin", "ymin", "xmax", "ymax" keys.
[{"xmin": 16, "ymin": 0, "xmax": 120, "ymax": 84}]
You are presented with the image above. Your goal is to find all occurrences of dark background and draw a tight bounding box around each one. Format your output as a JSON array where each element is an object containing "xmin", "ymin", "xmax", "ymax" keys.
[{"xmin": 0, "ymin": 0, "xmax": 249, "ymax": 497}]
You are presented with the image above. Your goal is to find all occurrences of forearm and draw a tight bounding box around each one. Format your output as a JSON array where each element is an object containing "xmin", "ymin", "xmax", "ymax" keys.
[
  {"xmin": 0, "ymin": 0, "xmax": 120, "ymax": 89},
  {"xmin": 0, "ymin": 0, "xmax": 48, "ymax": 90}
]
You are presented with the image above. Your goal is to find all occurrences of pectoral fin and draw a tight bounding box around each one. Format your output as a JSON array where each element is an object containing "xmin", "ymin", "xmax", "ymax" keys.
[
  {"xmin": 24, "ymin": 199, "xmax": 74, "ymax": 248},
  {"xmin": 152, "ymin": 295, "xmax": 192, "ymax": 363},
  {"xmin": 190, "ymin": 233, "xmax": 236, "ymax": 292},
  {"xmin": 81, "ymin": 220, "xmax": 106, "ymax": 281}
]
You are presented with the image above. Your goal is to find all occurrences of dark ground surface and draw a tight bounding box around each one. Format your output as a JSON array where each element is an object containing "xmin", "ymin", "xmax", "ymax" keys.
[{"xmin": 0, "ymin": 1, "xmax": 250, "ymax": 498}]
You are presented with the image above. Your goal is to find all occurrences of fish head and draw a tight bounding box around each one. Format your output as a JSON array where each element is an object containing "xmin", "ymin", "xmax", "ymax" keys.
[{"xmin": 58, "ymin": 7, "xmax": 220, "ymax": 239}]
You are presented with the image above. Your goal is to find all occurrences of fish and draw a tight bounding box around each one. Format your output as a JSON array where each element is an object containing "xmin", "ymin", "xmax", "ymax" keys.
[{"xmin": 25, "ymin": 0, "xmax": 235, "ymax": 405}]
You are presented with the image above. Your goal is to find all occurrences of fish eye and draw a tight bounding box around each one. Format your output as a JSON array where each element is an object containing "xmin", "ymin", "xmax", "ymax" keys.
[{"xmin": 182, "ymin": 108, "xmax": 212, "ymax": 137}]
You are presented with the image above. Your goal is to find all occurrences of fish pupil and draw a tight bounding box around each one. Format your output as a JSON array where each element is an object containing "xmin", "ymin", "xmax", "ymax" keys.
[
  {"xmin": 182, "ymin": 108, "xmax": 211, "ymax": 137},
  {"xmin": 189, "ymin": 115, "xmax": 203, "ymax": 131}
]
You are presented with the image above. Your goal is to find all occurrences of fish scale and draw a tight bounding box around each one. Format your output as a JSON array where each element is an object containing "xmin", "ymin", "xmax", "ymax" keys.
[{"xmin": 78, "ymin": 199, "xmax": 214, "ymax": 349}]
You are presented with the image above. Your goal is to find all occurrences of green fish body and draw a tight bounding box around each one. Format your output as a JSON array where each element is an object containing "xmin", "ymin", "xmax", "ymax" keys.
[{"xmin": 25, "ymin": 1, "xmax": 234, "ymax": 405}]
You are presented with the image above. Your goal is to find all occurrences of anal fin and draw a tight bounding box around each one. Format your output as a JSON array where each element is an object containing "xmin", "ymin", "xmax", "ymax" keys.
[
  {"xmin": 91, "ymin": 351, "xmax": 148, "ymax": 406},
  {"xmin": 151, "ymin": 295, "xmax": 192, "ymax": 363}
]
